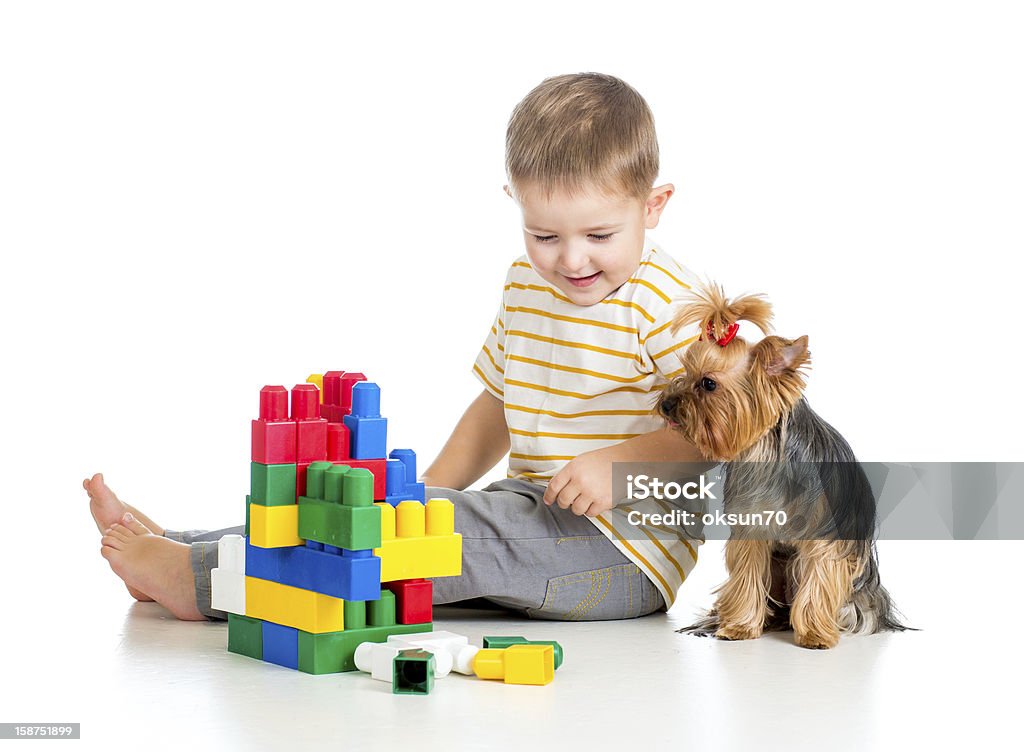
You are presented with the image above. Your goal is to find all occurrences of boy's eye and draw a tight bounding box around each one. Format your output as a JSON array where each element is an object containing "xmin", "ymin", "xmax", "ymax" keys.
[
  {"xmin": 591, "ymin": 233, "xmax": 613, "ymax": 241},
  {"xmin": 533, "ymin": 234, "xmax": 556, "ymax": 242},
  {"xmin": 530, "ymin": 233, "xmax": 614, "ymax": 242}
]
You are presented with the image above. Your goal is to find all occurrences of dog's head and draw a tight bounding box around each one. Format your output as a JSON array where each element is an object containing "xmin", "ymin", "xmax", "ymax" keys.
[{"xmin": 654, "ymin": 282, "xmax": 811, "ymax": 461}]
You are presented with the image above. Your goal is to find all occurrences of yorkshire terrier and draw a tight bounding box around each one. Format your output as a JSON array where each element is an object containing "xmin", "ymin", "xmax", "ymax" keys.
[{"xmin": 655, "ymin": 283, "xmax": 909, "ymax": 649}]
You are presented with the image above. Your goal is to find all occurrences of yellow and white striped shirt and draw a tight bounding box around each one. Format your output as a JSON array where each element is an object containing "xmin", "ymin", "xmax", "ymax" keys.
[{"xmin": 472, "ymin": 236, "xmax": 704, "ymax": 609}]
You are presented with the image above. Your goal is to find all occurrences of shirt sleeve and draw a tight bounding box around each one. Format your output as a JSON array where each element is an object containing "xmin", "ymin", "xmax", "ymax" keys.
[{"xmin": 471, "ymin": 265, "xmax": 512, "ymax": 400}]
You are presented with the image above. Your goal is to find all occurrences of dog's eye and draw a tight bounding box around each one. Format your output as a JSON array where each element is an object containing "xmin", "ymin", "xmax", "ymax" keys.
[{"xmin": 700, "ymin": 377, "xmax": 717, "ymax": 392}]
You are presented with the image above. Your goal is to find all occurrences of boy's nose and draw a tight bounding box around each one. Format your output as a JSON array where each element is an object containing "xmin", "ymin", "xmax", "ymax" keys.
[{"xmin": 559, "ymin": 244, "xmax": 590, "ymax": 273}]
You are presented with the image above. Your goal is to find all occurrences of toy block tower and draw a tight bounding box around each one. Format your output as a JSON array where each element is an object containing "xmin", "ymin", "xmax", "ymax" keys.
[{"xmin": 212, "ymin": 371, "xmax": 462, "ymax": 674}]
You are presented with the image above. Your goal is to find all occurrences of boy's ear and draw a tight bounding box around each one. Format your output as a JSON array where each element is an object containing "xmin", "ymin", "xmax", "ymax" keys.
[
  {"xmin": 503, "ymin": 184, "xmax": 514, "ymax": 199},
  {"xmin": 645, "ymin": 183, "xmax": 674, "ymax": 228}
]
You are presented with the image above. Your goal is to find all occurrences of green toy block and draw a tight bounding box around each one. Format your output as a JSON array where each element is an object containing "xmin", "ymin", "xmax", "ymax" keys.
[
  {"xmin": 305, "ymin": 461, "xmax": 334, "ymax": 499},
  {"xmin": 482, "ymin": 636, "xmax": 564, "ymax": 669},
  {"xmin": 250, "ymin": 462, "xmax": 298, "ymax": 506},
  {"xmin": 297, "ymin": 622, "xmax": 432, "ymax": 674},
  {"xmin": 228, "ymin": 614, "xmax": 263, "ymax": 660},
  {"xmin": 343, "ymin": 468, "xmax": 374, "ymax": 506},
  {"xmin": 297, "ymin": 496, "xmax": 381, "ymax": 550},
  {"xmin": 344, "ymin": 600, "xmax": 366, "ymax": 630},
  {"xmin": 245, "ymin": 494, "xmax": 251, "ymax": 537},
  {"xmin": 367, "ymin": 589, "xmax": 395, "ymax": 626},
  {"xmin": 393, "ymin": 649, "xmax": 435, "ymax": 695}
]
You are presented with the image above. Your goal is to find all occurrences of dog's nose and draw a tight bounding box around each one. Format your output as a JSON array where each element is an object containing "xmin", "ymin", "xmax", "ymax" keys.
[{"xmin": 660, "ymin": 395, "xmax": 679, "ymax": 417}]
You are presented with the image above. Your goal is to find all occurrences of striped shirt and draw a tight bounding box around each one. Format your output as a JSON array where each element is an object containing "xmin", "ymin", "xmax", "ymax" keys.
[{"xmin": 472, "ymin": 236, "xmax": 704, "ymax": 609}]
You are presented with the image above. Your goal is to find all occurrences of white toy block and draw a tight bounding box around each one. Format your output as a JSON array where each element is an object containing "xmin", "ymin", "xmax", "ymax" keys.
[
  {"xmin": 210, "ymin": 567, "xmax": 245, "ymax": 615},
  {"xmin": 218, "ymin": 534, "xmax": 246, "ymax": 574},
  {"xmin": 387, "ymin": 630, "xmax": 478, "ymax": 675},
  {"xmin": 354, "ymin": 642, "xmax": 452, "ymax": 680}
]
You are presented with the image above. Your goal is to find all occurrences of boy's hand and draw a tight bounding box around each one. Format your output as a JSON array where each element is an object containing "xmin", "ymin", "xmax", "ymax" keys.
[{"xmin": 543, "ymin": 448, "xmax": 614, "ymax": 517}]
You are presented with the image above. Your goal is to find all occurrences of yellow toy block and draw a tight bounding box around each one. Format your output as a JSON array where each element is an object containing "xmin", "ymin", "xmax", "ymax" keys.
[
  {"xmin": 473, "ymin": 644, "xmax": 554, "ymax": 685},
  {"xmin": 249, "ymin": 503, "xmax": 303, "ymax": 548},
  {"xmin": 245, "ymin": 576, "xmax": 344, "ymax": 634},
  {"xmin": 306, "ymin": 373, "xmax": 324, "ymax": 403},
  {"xmin": 374, "ymin": 499, "xmax": 462, "ymax": 582}
]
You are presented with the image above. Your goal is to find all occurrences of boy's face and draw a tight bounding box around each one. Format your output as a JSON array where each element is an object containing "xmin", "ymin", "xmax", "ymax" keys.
[{"xmin": 507, "ymin": 182, "xmax": 673, "ymax": 306}]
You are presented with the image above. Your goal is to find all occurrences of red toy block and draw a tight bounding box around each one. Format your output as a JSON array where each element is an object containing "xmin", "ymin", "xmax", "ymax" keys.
[
  {"xmin": 292, "ymin": 384, "xmax": 329, "ymax": 463},
  {"xmin": 327, "ymin": 422, "xmax": 351, "ymax": 462},
  {"xmin": 297, "ymin": 462, "xmax": 311, "ymax": 497},
  {"xmin": 252, "ymin": 386, "xmax": 296, "ymax": 463},
  {"xmin": 387, "ymin": 579, "xmax": 433, "ymax": 624},
  {"xmin": 332, "ymin": 458, "xmax": 385, "ymax": 499},
  {"xmin": 339, "ymin": 372, "xmax": 367, "ymax": 417},
  {"xmin": 322, "ymin": 371, "xmax": 344, "ymax": 406}
]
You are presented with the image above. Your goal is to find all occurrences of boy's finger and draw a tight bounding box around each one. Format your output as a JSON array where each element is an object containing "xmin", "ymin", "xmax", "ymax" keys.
[{"xmin": 544, "ymin": 472, "xmax": 568, "ymax": 505}]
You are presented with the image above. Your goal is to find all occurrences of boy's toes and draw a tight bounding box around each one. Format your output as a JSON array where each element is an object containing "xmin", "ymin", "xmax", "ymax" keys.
[{"xmin": 120, "ymin": 512, "xmax": 151, "ymax": 536}]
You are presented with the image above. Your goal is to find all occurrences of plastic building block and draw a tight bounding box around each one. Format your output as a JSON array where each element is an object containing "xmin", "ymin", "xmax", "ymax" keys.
[
  {"xmin": 374, "ymin": 499, "xmax": 462, "ymax": 582},
  {"xmin": 473, "ymin": 644, "xmax": 555, "ymax": 685},
  {"xmin": 393, "ymin": 649, "xmax": 435, "ymax": 695},
  {"xmin": 243, "ymin": 537, "xmax": 381, "ymax": 601},
  {"xmin": 386, "ymin": 579, "xmax": 432, "ymax": 624},
  {"xmin": 227, "ymin": 613, "xmax": 263, "ymax": 660},
  {"xmin": 389, "ymin": 449, "xmax": 417, "ymax": 483},
  {"xmin": 249, "ymin": 502, "xmax": 303, "ymax": 548},
  {"xmin": 262, "ymin": 622, "xmax": 299, "ymax": 670},
  {"xmin": 250, "ymin": 462, "xmax": 297, "ymax": 506},
  {"xmin": 297, "ymin": 621, "xmax": 431, "ymax": 675},
  {"xmin": 211, "ymin": 537, "xmax": 246, "ymax": 615},
  {"xmin": 354, "ymin": 641, "xmax": 453, "ymax": 681},
  {"xmin": 326, "ymin": 422, "xmax": 351, "ymax": 461},
  {"xmin": 336, "ymin": 458, "xmax": 386, "ymax": 499},
  {"xmin": 343, "ymin": 382, "xmax": 387, "ymax": 459},
  {"xmin": 338, "ymin": 372, "xmax": 366, "ymax": 414},
  {"xmin": 292, "ymin": 384, "xmax": 328, "ymax": 463},
  {"xmin": 296, "ymin": 462, "xmax": 310, "ymax": 497},
  {"xmin": 252, "ymin": 386, "xmax": 297, "ymax": 463},
  {"xmin": 385, "ymin": 458, "xmax": 406, "ymax": 496},
  {"xmin": 387, "ymin": 631, "xmax": 478, "ymax": 675},
  {"xmin": 482, "ymin": 637, "xmax": 564, "ymax": 670},
  {"xmin": 298, "ymin": 466, "xmax": 382, "ymax": 550},
  {"xmin": 320, "ymin": 371, "xmax": 366, "ymax": 422},
  {"xmin": 305, "ymin": 373, "xmax": 324, "ymax": 403},
  {"xmin": 244, "ymin": 576, "xmax": 344, "ymax": 634},
  {"xmin": 245, "ymin": 494, "xmax": 251, "ymax": 537}
]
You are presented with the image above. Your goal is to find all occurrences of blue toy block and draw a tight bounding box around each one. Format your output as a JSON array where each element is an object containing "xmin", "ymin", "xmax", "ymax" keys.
[
  {"xmin": 385, "ymin": 458, "xmax": 406, "ymax": 496},
  {"xmin": 244, "ymin": 537, "xmax": 381, "ymax": 601},
  {"xmin": 384, "ymin": 492, "xmax": 417, "ymax": 507},
  {"xmin": 262, "ymin": 621, "xmax": 299, "ymax": 669},
  {"xmin": 406, "ymin": 481, "xmax": 426, "ymax": 503},
  {"xmin": 324, "ymin": 544, "xmax": 341, "ymax": 555},
  {"xmin": 389, "ymin": 449, "xmax": 417, "ymax": 481},
  {"xmin": 350, "ymin": 382, "xmax": 381, "ymax": 417},
  {"xmin": 306, "ymin": 540, "xmax": 324, "ymax": 551},
  {"xmin": 343, "ymin": 414, "xmax": 387, "ymax": 459}
]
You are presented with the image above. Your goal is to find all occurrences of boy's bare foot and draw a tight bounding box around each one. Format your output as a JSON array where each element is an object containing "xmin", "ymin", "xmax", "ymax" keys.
[
  {"xmin": 101, "ymin": 513, "xmax": 205, "ymax": 621},
  {"xmin": 84, "ymin": 473, "xmax": 165, "ymax": 536}
]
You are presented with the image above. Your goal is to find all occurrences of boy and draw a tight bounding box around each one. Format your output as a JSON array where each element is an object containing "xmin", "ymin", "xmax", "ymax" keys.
[{"xmin": 86, "ymin": 72, "xmax": 706, "ymax": 622}]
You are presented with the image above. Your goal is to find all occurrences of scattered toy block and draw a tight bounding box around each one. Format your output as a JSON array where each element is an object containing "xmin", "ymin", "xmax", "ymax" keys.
[
  {"xmin": 227, "ymin": 613, "xmax": 263, "ymax": 660},
  {"xmin": 244, "ymin": 575, "xmax": 344, "ymax": 634},
  {"xmin": 262, "ymin": 621, "xmax": 299, "ymax": 670},
  {"xmin": 355, "ymin": 641, "xmax": 453, "ymax": 681},
  {"xmin": 387, "ymin": 630, "xmax": 478, "ymax": 675},
  {"xmin": 297, "ymin": 621, "xmax": 431, "ymax": 675},
  {"xmin": 473, "ymin": 644, "xmax": 555, "ymax": 685},
  {"xmin": 393, "ymin": 649, "xmax": 435, "ymax": 695},
  {"xmin": 375, "ymin": 499, "xmax": 461, "ymax": 581},
  {"xmin": 387, "ymin": 579, "xmax": 432, "ymax": 624},
  {"xmin": 482, "ymin": 637, "xmax": 564, "ymax": 669},
  {"xmin": 249, "ymin": 502, "xmax": 303, "ymax": 548}
]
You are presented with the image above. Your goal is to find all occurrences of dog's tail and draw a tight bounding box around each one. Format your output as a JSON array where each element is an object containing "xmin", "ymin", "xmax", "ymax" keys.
[
  {"xmin": 840, "ymin": 546, "xmax": 917, "ymax": 634},
  {"xmin": 670, "ymin": 280, "xmax": 774, "ymax": 343}
]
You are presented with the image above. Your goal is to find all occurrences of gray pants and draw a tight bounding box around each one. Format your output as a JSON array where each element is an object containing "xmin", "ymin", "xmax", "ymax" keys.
[{"xmin": 165, "ymin": 478, "xmax": 666, "ymax": 622}]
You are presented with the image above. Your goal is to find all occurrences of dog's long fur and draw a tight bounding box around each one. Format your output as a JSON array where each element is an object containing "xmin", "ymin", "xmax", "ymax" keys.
[{"xmin": 656, "ymin": 283, "xmax": 910, "ymax": 648}]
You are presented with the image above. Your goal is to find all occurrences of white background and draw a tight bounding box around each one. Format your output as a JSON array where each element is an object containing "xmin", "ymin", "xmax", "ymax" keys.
[{"xmin": 1, "ymin": 1, "xmax": 1021, "ymax": 745}]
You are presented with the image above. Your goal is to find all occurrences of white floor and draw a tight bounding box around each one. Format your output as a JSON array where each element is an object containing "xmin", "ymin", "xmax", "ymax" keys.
[{"xmin": 5, "ymin": 536, "xmax": 1021, "ymax": 751}]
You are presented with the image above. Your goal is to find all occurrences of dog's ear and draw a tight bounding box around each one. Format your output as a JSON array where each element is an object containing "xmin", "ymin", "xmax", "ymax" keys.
[{"xmin": 757, "ymin": 335, "xmax": 810, "ymax": 376}]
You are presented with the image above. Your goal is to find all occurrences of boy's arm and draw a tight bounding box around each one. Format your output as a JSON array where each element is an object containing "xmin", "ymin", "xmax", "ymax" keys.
[
  {"xmin": 420, "ymin": 388, "xmax": 510, "ymax": 491},
  {"xmin": 543, "ymin": 425, "xmax": 707, "ymax": 517}
]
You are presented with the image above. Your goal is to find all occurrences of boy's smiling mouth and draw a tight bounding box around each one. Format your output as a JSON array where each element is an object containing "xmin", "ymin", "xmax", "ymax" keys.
[{"xmin": 564, "ymin": 271, "xmax": 602, "ymax": 288}]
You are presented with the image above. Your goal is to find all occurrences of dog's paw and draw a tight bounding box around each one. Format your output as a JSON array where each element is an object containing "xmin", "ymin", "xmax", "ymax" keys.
[
  {"xmin": 794, "ymin": 630, "xmax": 839, "ymax": 650},
  {"xmin": 714, "ymin": 623, "xmax": 763, "ymax": 641}
]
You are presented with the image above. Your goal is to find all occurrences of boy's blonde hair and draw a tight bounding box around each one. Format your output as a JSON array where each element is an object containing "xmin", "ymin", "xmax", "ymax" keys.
[{"xmin": 505, "ymin": 72, "xmax": 659, "ymax": 205}]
